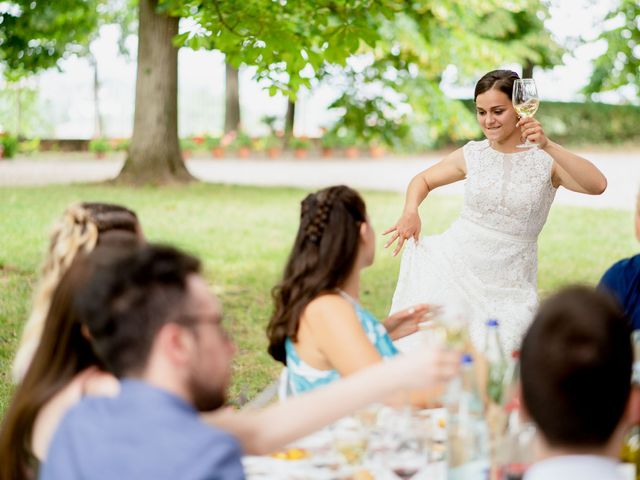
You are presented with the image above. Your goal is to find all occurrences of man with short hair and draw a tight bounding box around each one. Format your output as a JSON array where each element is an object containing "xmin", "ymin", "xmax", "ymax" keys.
[
  {"xmin": 521, "ymin": 286, "xmax": 632, "ymax": 480},
  {"xmin": 41, "ymin": 244, "xmax": 458, "ymax": 479}
]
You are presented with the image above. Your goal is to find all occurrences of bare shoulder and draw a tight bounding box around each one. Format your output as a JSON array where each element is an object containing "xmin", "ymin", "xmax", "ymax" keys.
[{"xmin": 303, "ymin": 293, "xmax": 359, "ymax": 329}]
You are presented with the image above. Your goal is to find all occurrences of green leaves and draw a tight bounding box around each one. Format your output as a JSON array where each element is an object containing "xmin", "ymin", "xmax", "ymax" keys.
[
  {"xmin": 0, "ymin": 0, "xmax": 102, "ymax": 77},
  {"xmin": 584, "ymin": 0, "xmax": 639, "ymax": 97}
]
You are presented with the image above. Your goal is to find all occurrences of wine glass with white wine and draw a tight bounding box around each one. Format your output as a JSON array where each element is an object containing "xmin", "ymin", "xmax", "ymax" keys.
[{"xmin": 512, "ymin": 78, "xmax": 540, "ymax": 149}]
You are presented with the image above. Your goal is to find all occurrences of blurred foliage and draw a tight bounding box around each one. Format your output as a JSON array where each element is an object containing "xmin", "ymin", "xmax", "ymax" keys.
[
  {"xmin": 325, "ymin": 0, "xmax": 563, "ymax": 148},
  {"xmin": 584, "ymin": 0, "xmax": 639, "ymax": 98},
  {"xmin": 0, "ymin": 0, "xmax": 101, "ymax": 79},
  {"xmin": 0, "ymin": 81, "xmax": 54, "ymax": 138},
  {"xmin": 0, "ymin": 134, "xmax": 19, "ymax": 158},
  {"xmin": 18, "ymin": 138, "xmax": 40, "ymax": 155},
  {"xmin": 88, "ymin": 137, "xmax": 111, "ymax": 153},
  {"xmin": 460, "ymin": 99, "xmax": 640, "ymax": 146}
]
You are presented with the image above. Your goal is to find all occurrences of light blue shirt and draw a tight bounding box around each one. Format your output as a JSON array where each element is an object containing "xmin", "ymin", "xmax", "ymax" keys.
[{"xmin": 40, "ymin": 380, "xmax": 245, "ymax": 480}]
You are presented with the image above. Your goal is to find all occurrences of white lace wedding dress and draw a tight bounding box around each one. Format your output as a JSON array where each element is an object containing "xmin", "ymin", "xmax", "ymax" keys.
[{"xmin": 391, "ymin": 139, "xmax": 557, "ymax": 354}]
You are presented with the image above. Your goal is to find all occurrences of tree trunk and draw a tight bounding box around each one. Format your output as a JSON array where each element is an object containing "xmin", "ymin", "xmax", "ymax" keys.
[
  {"xmin": 90, "ymin": 53, "xmax": 104, "ymax": 138},
  {"xmin": 15, "ymin": 87, "xmax": 21, "ymax": 138},
  {"xmin": 224, "ymin": 63, "xmax": 240, "ymax": 133},
  {"xmin": 285, "ymin": 100, "xmax": 295, "ymax": 138},
  {"xmin": 118, "ymin": 0, "xmax": 192, "ymax": 184},
  {"xmin": 522, "ymin": 61, "xmax": 534, "ymax": 79}
]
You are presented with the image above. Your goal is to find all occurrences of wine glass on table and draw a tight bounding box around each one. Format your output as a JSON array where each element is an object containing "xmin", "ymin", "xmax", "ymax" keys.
[
  {"xmin": 385, "ymin": 412, "xmax": 430, "ymax": 479},
  {"xmin": 512, "ymin": 79, "xmax": 540, "ymax": 149}
]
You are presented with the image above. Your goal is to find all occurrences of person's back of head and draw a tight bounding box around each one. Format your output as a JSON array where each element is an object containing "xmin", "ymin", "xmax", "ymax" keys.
[
  {"xmin": 266, "ymin": 185, "xmax": 368, "ymax": 364},
  {"xmin": 13, "ymin": 202, "xmax": 141, "ymax": 382},
  {"xmin": 521, "ymin": 285, "xmax": 632, "ymax": 450},
  {"xmin": 0, "ymin": 235, "xmax": 139, "ymax": 480},
  {"xmin": 75, "ymin": 244, "xmax": 201, "ymax": 378}
]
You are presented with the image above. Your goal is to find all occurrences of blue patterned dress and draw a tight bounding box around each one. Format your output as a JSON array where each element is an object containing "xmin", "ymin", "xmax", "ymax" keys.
[{"xmin": 281, "ymin": 290, "xmax": 399, "ymax": 397}]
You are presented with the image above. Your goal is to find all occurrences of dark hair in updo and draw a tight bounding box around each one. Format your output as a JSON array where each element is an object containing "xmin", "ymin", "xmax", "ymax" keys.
[
  {"xmin": 266, "ymin": 185, "xmax": 367, "ymax": 364},
  {"xmin": 474, "ymin": 69, "xmax": 520, "ymax": 101}
]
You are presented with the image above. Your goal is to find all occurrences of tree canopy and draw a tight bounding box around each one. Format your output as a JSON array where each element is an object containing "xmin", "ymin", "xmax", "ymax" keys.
[
  {"xmin": 0, "ymin": 0, "xmax": 101, "ymax": 79},
  {"xmin": 584, "ymin": 0, "xmax": 639, "ymax": 99}
]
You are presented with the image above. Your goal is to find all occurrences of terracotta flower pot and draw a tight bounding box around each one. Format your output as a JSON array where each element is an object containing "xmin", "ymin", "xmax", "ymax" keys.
[
  {"xmin": 369, "ymin": 146, "xmax": 385, "ymax": 158},
  {"xmin": 238, "ymin": 147, "xmax": 251, "ymax": 158},
  {"xmin": 182, "ymin": 150, "xmax": 192, "ymax": 160},
  {"xmin": 294, "ymin": 148, "xmax": 308, "ymax": 159},
  {"xmin": 267, "ymin": 147, "xmax": 281, "ymax": 159},
  {"xmin": 344, "ymin": 147, "xmax": 359, "ymax": 159},
  {"xmin": 212, "ymin": 147, "xmax": 224, "ymax": 158},
  {"xmin": 321, "ymin": 147, "xmax": 333, "ymax": 159}
]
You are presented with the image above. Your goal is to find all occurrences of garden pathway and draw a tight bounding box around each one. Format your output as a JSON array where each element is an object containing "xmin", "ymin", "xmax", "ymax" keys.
[{"xmin": 1, "ymin": 150, "xmax": 639, "ymax": 210}]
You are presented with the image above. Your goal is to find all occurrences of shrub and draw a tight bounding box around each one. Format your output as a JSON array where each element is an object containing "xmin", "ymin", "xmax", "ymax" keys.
[
  {"xmin": 0, "ymin": 134, "xmax": 18, "ymax": 158},
  {"xmin": 89, "ymin": 138, "xmax": 110, "ymax": 154},
  {"xmin": 288, "ymin": 137, "xmax": 312, "ymax": 150},
  {"xmin": 18, "ymin": 138, "xmax": 40, "ymax": 155},
  {"xmin": 231, "ymin": 131, "xmax": 253, "ymax": 150},
  {"xmin": 203, "ymin": 134, "xmax": 222, "ymax": 149},
  {"xmin": 460, "ymin": 99, "xmax": 640, "ymax": 146}
]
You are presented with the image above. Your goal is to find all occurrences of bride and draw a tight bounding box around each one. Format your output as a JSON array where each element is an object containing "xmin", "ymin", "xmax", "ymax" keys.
[{"xmin": 384, "ymin": 69, "xmax": 607, "ymax": 354}]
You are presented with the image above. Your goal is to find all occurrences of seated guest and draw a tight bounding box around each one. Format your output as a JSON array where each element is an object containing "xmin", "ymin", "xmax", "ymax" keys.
[
  {"xmin": 599, "ymin": 192, "xmax": 640, "ymax": 330},
  {"xmin": 521, "ymin": 286, "xmax": 632, "ymax": 480},
  {"xmin": 0, "ymin": 204, "xmax": 141, "ymax": 480},
  {"xmin": 267, "ymin": 185, "xmax": 431, "ymax": 397},
  {"xmin": 13, "ymin": 202, "xmax": 143, "ymax": 382},
  {"xmin": 41, "ymin": 244, "xmax": 458, "ymax": 479}
]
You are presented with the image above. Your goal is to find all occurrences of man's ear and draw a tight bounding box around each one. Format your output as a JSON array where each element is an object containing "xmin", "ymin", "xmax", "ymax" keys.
[{"xmin": 156, "ymin": 323, "xmax": 194, "ymax": 366}]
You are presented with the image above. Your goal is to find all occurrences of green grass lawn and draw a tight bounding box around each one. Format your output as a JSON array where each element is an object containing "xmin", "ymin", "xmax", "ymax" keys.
[{"xmin": 0, "ymin": 183, "xmax": 636, "ymax": 415}]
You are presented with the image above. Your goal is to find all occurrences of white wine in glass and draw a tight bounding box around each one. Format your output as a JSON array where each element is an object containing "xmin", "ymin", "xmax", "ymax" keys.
[{"xmin": 512, "ymin": 78, "xmax": 540, "ymax": 149}]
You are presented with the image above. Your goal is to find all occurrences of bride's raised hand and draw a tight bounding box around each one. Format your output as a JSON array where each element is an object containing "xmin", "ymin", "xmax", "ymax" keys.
[
  {"xmin": 516, "ymin": 116, "xmax": 548, "ymax": 148},
  {"xmin": 383, "ymin": 210, "xmax": 421, "ymax": 257}
]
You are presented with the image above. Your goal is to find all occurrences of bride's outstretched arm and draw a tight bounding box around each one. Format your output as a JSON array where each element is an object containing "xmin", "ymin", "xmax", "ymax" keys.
[
  {"xmin": 383, "ymin": 148, "xmax": 466, "ymax": 256},
  {"xmin": 517, "ymin": 117, "xmax": 607, "ymax": 195}
]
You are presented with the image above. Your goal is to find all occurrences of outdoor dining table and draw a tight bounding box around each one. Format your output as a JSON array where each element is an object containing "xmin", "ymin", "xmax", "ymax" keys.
[{"xmin": 242, "ymin": 407, "xmax": 490, "ymax": 480}]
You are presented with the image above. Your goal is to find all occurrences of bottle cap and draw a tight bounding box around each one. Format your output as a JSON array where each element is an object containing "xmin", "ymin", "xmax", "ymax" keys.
[
  {"xmin": 461, "ymin": 354, "xmax": 473, "ymax": 364},
  {"xmin": 486, "ymin": 318, "xmax": 499, "ymax": 327}
]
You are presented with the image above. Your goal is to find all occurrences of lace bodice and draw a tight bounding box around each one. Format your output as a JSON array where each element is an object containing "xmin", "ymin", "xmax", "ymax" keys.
[{"xmin": 461, "ymin": 140, "xmax": 557, "ymax": 240}]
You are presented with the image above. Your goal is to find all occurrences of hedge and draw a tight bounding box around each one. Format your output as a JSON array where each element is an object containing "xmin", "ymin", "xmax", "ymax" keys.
[{"xmin": 460, "ymin": 99, "xmax": 640, "ymax": 146}]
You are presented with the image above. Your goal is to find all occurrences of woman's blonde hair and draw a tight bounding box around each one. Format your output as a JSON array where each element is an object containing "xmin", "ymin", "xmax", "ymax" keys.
[{"xmin": 11, "ymin": 202, "xmax": 139, "ymax": 382}]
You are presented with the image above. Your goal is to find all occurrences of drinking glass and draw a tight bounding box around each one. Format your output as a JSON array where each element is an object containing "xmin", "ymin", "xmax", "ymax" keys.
[
  {"xmin": 385, "ymin": 410, "xmax": 430, "ymax": 479},
  {"xmin": 333, "ymin": 417, "xmax": 369, "ymax": 467},
  {"xmin": 512, "ymin": 79, "xmax": 540, "ymax": 149},
  {"xmin": 419, "ymin": 304, "xmax": 470, "ymax": 352}
]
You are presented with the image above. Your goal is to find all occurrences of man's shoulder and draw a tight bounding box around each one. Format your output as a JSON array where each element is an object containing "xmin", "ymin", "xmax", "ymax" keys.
[{"xmin": 601, "ymin": 253, "xmax": 640, "ymax": 287}]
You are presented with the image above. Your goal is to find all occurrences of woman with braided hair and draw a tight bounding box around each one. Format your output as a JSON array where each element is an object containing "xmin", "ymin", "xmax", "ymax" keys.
[
  {"xmin": 12, "ymin": 203, "xmax": 142, "ymax": 382},
  {"xmin": 267, "ymin": 185, "xmax": 437, "ymax": 398}
]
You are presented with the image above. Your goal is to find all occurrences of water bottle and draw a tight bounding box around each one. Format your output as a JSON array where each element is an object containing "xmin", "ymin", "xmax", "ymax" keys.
[
  {"xmin": 484, "ymin": 319, "xmax": 507, "ymax": 405},
  {"xmin": 620, "ymin": 331, "xmax": 640, "ymax": 480},
  {"xmin": 448, "ymin": 354, "xmax": 489, "ymax": 480}
]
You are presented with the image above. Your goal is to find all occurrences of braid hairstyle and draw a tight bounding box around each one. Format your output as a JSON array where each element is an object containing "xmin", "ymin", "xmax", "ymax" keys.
[
  {"xmin": 267, "ymin": 185, "xmax": 367, "ymax": 364},
  {"xmin": 11, "ymin": 202, "xmax": 139, "ymax": 382}
]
